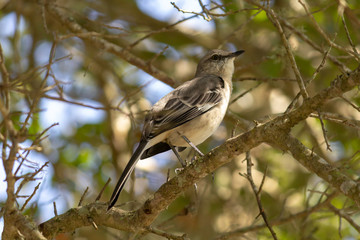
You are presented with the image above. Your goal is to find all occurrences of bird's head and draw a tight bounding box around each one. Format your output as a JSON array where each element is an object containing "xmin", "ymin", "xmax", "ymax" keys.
[{"xmin": 195, "ymin": 49, "xmax": 244, "ymax": 80}]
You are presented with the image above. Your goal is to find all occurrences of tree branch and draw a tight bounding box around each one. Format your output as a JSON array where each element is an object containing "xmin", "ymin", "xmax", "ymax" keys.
[
  {"xmin": 43, "ymin": 1, "xmax": 176, "ymax": 87},
  {"xmin": 39, "ymin": 65, "xmax": 360, "ymax": 238},
  {"xmin": 216, "ymin": 192, "xmax": 338, "ymax": 239}
]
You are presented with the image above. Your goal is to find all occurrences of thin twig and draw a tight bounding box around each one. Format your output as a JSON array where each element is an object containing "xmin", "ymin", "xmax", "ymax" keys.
[
  {"xmin": 235, "ymin": 77, "xmax": 297, "ymax": 82},
  {"xmin": 265, "ymin": 5, "xmax": 308, "ymax": 99},
  {"xmin": 171, "ymin": 1, "xmax": 211, "ymax": 21},
  {"xmin": 341, "ymin": 96, "xmax": 360, "ymax": 112},
  {"xmin": 156, "ymin": 205, "xmax": 191, "ymax": 229},
  {"xmin": 316, "ymin": 109, "xmax": 332, "ymax": 151},
  {"xmin": 230, "ymin": 83, "xmax": 262, "ymax": 105},
  {"xmin": 146, "ymin": 226, "xmax": 188, "ymax": 240},
  {"xmin": 45, "ymin": 3, "xmax": 176, "ymax": 86},
  {"xmin": 129, "ymin": 16, "xmax": 196, "ymax": 49},
  {"xmin": 244, "ymin": 1, "xmax": 309, "ymax": 99},
  {"xmin": 14, "ymin": 123, "xmax": 58, "ymax": 177},
  {"xmin": 15, "ymin": 162, "xmax": 49, "ymax": 195},
  {"xmin": 309, "ymin": 44, "xmax": 332, "ymax": 84},
  {"xmin": 95, "ymin": 178, "xmax": 111, "ymax": 201},
  {"xmin": 0, "ymin": 41, "xmax": 10, "ymax": 109},
  {"xmin": 310, "ymin": 112, "xmax": 360, "ymax": 130},
  {"xmin": 231, "ymin": 120, "xmax": 240, "ymax": 138},
  {"xmin": 78, "ymin": 187, "xmax": 89, "ymax": 207},
  {"xmin": 43, "ymin": 94, "xmax": 127, "ymax": 114},
  {"xmin": 298, "ymin": 0, "xmax": 360, "ymax": 61},
  {"xmin": 235, "ymin": 55, "xmax": 272, "ymax": 72},
  {"xmin": 220, "ymin": 9, "xmax": 263, "ymax": 47},
  {"xmin": 342, "ymin": 2, "xmax": 360, "ymax": 29},
  {"xmin": 129, "ymin": 3, "xmax": 235, "ymax": 49},
  {"xmin": 198, "ymin": 0, "xmax": 211, "ymax": 20},
  {"xmin": 40, "ymin": 0, "xmax": 49, "ymax": 34},
  {"xmin": 279, "ymin": 14, "xmax": 350, "ymax": 73},
  {"xmin": 338, "ymin": 210, "xmax": 343, "ymax": 239},
  {"xmin": 217, "ymin": 192, "xmax": 338, "ymax": 239},
  {"xmin": 316, "ymin": 186, "xmax": 330, "ymax": 205},
  {"xmin": 148, "ymin": 46, "xmax": 169, "ymax": 67},
  {"xmin": 53, "ymin": 202, "xmax": 58, "ymax": 216},
  {"xmin": 341, "ymin": 16, "xmax": 359, "ymax": 57},
  {"xmin": 20, "ymin": 40, "xmax": 58, "ymax": 135},
  {"xmin": 20, "ymin": 182, "xmax": 41, "ymax": 211},
  {"xmin": 328, "ymin": 204, "xmax": 360, "ymax": 233},
  {"xmin": 284, "ymin": 92, "xmax": 301, "ymax": 114},
  {"xmin": 243, "ymin": 151, "xmax": 278, "ymax": 239},
  {"xmin": 257, "ymin": 165, "xmax": 268, "ymax": 195}
]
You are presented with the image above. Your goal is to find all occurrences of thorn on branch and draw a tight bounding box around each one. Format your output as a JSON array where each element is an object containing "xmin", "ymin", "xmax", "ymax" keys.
[
  {"xmin": 95, "ymin": 177, "xmax": 111, "ymax": 201},
  {"xmin": 310, "ymin": 146, "xmax": 315, "ymax": 158},
  {"xmin": 88, "ymin": 217, "xmax": 98, "ymax": 230},
  {"xmin": 166, "ymin": 169, "xmax": 170, "ymax": 182},
  {"xmin": 53, "ymin": 202, "xmax": 58, "ymax": 216},
  {"xmin": 78, "ymin": 187, "xmax": 89, "ymax": 207}
]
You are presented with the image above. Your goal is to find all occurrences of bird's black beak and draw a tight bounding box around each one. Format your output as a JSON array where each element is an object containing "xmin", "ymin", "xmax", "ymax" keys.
[{"xmin": 229, "ymin": 50, "xmax": 245, "ymax": 58}]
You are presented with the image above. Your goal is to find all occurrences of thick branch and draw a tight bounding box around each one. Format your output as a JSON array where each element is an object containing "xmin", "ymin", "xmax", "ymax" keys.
[
  {"xmin": 39, "ymin": 66, "xmax": 360, "ymax": 237},
  {"xmin": 3, "ymin": 209, "xmax": 47, "ymax": 240},
  {"xmin": 272, "ymin": 133, "xmax": 360, "ymax": 206}
]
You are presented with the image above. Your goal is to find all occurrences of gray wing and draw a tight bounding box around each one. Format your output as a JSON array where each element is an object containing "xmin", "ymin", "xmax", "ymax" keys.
[{"xmin": 142, "ymin": 74, "xmax": 225, "ymax": 140}]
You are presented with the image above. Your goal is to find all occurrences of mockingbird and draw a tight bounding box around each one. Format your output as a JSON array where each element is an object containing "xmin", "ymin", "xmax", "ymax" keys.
[{"xmin": 108, "ymin": 49, "xmax": 244, "ymax": 210}]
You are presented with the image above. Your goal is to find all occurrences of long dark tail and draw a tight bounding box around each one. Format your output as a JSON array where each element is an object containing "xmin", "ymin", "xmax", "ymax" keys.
[{"xmin": 107, "ymin": 140, "xmax": 148, "ymax": 210}]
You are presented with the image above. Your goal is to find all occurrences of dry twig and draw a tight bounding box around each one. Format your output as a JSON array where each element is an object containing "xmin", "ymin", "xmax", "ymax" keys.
[
  {"xmin": 244, "ymin": 0, "xmax": 309, "ymax": 99},
  {"xmin": 328, "ymin": 204, "xmax": 360, "ymax": 234},
  {"xmin": 53, "ymin": 202, "xmax": 58, "ymax": 217},
  {"xmin": 20, "ymin": 182, "xmax": 41, "ymax": 211},
  {"xmin": 78, "ymin": 187, "xmax": 89, "ymax": 207},
  {"xmin": 95, "ymin": 178, "xmax": 111, "ymax": 201},
  {"xmin": 216, "ymin": 192, "xmax": 338, "ymax": 239},
  {"xmin": 316, "ymin": 109, "xmax": 332, "ymax": 151},
  {"xmin": 243, "ymin": 152, "xmax": 278, "ymax": 239}
]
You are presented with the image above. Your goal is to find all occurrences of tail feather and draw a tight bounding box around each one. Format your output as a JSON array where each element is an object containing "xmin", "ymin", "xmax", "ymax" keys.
[{"xmin": 108, "ymin": 140, "xmax": 148, "ymax": 210}]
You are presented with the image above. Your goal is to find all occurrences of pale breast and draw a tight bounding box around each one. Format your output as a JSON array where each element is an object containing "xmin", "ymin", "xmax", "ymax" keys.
[{"xmin": 166, "ymin": 84, "xmax": 231, "ymax": 147}]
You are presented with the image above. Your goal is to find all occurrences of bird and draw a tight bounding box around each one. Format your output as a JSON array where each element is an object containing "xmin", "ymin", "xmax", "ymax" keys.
[{"xmin": 108, "ymin": 49, "xmax": 244, "ymax": 210}]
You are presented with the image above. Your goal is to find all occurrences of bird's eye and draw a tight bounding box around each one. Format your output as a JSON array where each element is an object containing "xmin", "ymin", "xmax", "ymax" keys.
[{"xmin": 211, "ymin": 54, "xmax": 221, "ymax": 61}]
